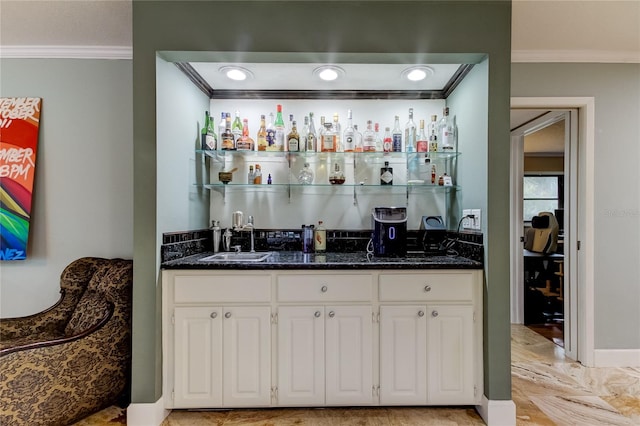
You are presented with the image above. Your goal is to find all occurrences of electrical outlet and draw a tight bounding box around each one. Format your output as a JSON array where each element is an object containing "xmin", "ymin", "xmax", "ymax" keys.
[
  {"xmin": 462, "ymin": 209, "xmax": 473, "ymax": 229},
  {"xmin": 471, "ymin": 209, "xmax": 482, "ymax": 230}
]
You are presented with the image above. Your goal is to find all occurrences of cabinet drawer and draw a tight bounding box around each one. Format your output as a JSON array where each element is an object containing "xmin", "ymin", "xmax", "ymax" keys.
[
  {"xmin": 277, "ymin": 274, "xmax": 372, "ymax": 302},
  {"xmin": 379, "ymin": 272, "xmax": 473, "ymax": 302},
  {"xmin": 174, "ymin": 274, "xmax": 271, "ymax": 303}
]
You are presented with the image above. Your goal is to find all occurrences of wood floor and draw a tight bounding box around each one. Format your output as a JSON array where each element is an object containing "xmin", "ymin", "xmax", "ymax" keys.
[{"xmin": 75, "ymin": 324, "xmax": 640, "ymax": 425}]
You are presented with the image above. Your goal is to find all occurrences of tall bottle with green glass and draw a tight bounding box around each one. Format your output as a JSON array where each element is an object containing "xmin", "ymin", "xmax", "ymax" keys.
[{"xmin": 274, "ymin": 104, "xmax": 285, "ymax": 151}]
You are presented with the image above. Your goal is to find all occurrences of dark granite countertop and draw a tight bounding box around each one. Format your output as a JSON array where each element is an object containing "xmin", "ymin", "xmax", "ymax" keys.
[{"xmin": 161, "ymin": 251, "xmax": 483, "ymax": 270}]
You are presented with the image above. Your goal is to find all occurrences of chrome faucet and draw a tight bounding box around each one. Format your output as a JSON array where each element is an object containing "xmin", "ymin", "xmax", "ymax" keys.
[{"xmin": 233, "ymin": 214, "xmax": 255, "ymax": 253}]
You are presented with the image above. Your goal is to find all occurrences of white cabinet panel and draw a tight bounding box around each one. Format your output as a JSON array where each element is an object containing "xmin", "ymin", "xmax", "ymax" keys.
[
  {"xmin": 379, "ymin": 305, "xmax": 427, "ymax": 405},
  {"xmin": 173, "ymin": 307, "xmax": 223, "ymax": 407},
  {"xmin": 426, "ymin": 305, "xmax": 475, "ymax": 404},
  {"xmin": 325, "ymin": 305, "xmax": 373, "ymax": 405},
  {"xmin": 379, "ymin": 272, "xmax": 473, "ymax": 302},
  {"xmin": 174, "ymin": 274, "xmax": 271, "ymax": 303},
  {"xmin": 223, "ymin": 306, "xmax": 272, "ymax": 407},
  {"xmin": 277, "ymin": 306, "xmax": 325, "ymax": 406},
  {"xmin": 277, "ymin": 274, "xmax": 372, "ymax": 302}
]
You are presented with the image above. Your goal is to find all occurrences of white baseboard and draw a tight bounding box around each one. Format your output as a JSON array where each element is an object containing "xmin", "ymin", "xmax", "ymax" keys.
[
  {"xmin": 127, "ymin": 397, "xmax": 171, "ymax": 426},
  {"xmin": 594, "ymin": 349, "xmax": 640, "ymax": 367},
  {"xmin": 476, "ymin": 395, "xmax": 516, "ymax": 426}
]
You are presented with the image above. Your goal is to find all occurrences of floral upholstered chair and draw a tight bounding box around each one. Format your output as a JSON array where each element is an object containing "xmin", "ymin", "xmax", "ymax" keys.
[{"xmin": 0, "ymin": 257, "xmax": 132, "ymax": 426}]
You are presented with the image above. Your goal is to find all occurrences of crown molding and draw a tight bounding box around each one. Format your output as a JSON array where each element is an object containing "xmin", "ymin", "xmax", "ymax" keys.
[
  {"xmin": 512, "ymin": 49, "xmax": 640, "ymax": 64},
  {"xmin": 0, "ymin": 45, "xmax": 132, "ymax": 60}
]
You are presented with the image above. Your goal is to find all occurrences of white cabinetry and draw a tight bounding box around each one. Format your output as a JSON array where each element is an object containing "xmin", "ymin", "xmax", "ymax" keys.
[{"xmin": 163, "ymin": 269, "xmax": 482, "ymax": 410}]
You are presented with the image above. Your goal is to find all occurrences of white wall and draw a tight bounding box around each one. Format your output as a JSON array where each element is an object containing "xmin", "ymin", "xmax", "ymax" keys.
[{"xmin": 0, "ymin": 59, "xmax": 133, "ymax": 317}]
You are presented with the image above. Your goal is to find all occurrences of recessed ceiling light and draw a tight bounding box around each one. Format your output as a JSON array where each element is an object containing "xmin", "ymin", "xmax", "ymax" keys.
[
  {"xmin": 219, "ymin": 66, "xmax": 253, "ymax": 81},
  {"xmin": 313, "ymin": 65, "xmax": 345, "ymax": 81},
  {"xmin": 401, "ymin": 66, "xmax": 435, "ymax": 82}
]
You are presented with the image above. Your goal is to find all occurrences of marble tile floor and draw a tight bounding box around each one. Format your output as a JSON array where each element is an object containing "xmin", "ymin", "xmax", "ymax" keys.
[{"xmin": 75, "ymin": 325, "xmax": 640, "ymax": 425}]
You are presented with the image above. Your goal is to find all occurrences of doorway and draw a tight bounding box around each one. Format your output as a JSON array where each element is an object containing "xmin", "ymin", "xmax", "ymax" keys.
[{"xmin": 510, "ymin": 97, "xmax": 595, "ymax": 365}]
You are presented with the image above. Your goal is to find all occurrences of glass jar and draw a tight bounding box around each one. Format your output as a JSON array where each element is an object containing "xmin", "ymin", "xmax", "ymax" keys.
[{"xmin": 297, "ymin": 162, "xmax": 314, "ymax": 184}]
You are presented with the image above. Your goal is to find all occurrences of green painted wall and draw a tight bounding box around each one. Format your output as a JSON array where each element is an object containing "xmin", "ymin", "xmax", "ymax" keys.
[{"xmin": 133, "ymin": 1, "xmax": 512, "ymax": 403}]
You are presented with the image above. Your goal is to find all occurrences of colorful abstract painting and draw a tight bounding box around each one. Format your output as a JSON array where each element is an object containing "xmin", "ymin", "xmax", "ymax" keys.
[{"xmin": 0, "ymin": 97, "xmax": 41, "ymax": 260}]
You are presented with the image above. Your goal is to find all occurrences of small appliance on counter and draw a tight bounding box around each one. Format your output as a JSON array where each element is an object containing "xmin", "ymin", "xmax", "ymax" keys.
[
  {"xmin": 420, "ymin": 215, "xmax": 447, "ymax": 254},
  {"xmin": 371, "ymin": 207, "xmax": 407, "ymax": 256}
]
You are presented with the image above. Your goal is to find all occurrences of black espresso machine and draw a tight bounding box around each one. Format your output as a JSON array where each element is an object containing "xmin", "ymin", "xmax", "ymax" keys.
[{"xmin": 371, "ymin": 207, "xmax": 407, "ymax": 256}]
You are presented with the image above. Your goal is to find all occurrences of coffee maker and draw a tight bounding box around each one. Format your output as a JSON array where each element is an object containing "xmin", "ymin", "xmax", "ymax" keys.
[
  {"xmin": 371, "ymin": 207, "xmax": 407, "ymax": 256},
  {"xmin": 420, "ymin": 215, "xmax": 447, "ymax": 254}
]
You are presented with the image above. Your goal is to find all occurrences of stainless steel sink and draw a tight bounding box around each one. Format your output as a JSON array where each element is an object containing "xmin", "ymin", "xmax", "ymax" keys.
[{"xmin": 199, "ymin": 252, "xmax": 274, "ymax": 262}]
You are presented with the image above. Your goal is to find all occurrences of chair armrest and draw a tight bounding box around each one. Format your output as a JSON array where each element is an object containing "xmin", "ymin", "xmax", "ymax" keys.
[{"xmin": 0, "ymin": 293, "xmax": 69, "ymax": 341}]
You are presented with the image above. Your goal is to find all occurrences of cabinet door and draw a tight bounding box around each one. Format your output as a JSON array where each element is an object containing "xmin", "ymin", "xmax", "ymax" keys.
[
  {"xmin": 325, "ymin": 305, "xmax": 374, "ymax": 405},
  {"xmin": 379, "ymin": 305, "xmax": 427, "ymax": 405},
  {"xmin": 174, "ymin": 306, "xmax": 223, "ymax": 407},
  {"xmin": 223, "ymin": 306, "xmax": 272, "ymax": 407},
  {"xmin": 277, "ymin": 306, "xmax": 325, "ymax": 406},
  {"xmin": 426, "ymin": 305, "xmax": 475, "ymax": 404}
]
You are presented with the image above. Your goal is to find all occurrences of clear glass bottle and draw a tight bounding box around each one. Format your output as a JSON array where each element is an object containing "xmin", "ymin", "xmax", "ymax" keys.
[
  {"xmin": 332, "ymin": 113, "xmax": 342, "ymax": 151},
  {"xmin": 362, "ymin": 120, "xmax": 376, "ymax": 152},
  {"xmin": 300, "ymin": 115, "xmax": 309, "ymax": 153},
  {"xmin": 231, "ymin": 110, "xmax": 243, "ymax": 144},
  {"xmin": 274, "ymin": 104, "xmax": 285, "ymax": 151},
  {"xmin": 404, "ymin": 108, "xmax": 417, "ymax": 153},
  {"xmin": 266, "ymin": 112, "xmax": 276, "ymax": 151},
  {"xmin": 318, "ymin": 116, "xmax": 326, "ymax": 146},
  {"xmin": 321, "ymin": 122, "xmax": 336, "ymax": 152},
  {"xmin": 287, "ymin": 120, "xmax": 300, "ymax": 152},
  {"xmin": 392, "ymin": 115, "xmax": 402, "ymax": 152},
  {"xmin": 307, "ymin": 113, "xmax": 317, "ymax": 152},
  {"xmin": 374, "ymin": 122, "xmax": 383, "ymax": 152},
  {"xmin": 248, "ymin": 165, "xmax": 254, "ymax": 184},
  {"xmin": 236, "ymin": 118, "xmax": 255, "ymax": 151},
  {"xmin": 328, "ymin": 160, "xmax": 345, "ymax": 184},
  {"xmin": 342, "ymin": 109, "xmax": 355, "ymax": 152},
  {"xmin": 416, "ymin": 119, "xmax": 428, "ymax": 152},
  {"xmin": 428, "ymin": 114, "xmax": 439, "ymax": 152},
  {"xmin": 440, "ymin": 107, "xmax": 455, "ymax": 151},
  {"xmin": 314, "ymin": 220, "xmax": 327, "ymax": 253},
  {"xmin": 383, "ymin": 127, "xmax": 393, "ymax": 152},
  {"xmin": 354, "ymin": 124, "xmax": 363, "ymax": 152},
  {"xmin": 221, "ymin": 114, "xmax": 235, "ymax": 150},
  {"xmin": 297, "ymin": 162, "xmax": 314, "ymax": 184},
  {"xmin": 257, "ymin": 114, "xmax": 267, "ymax": 151},
  {"xmin": 253, "ymin": 164, "xmax": 262, "ymax": 184},
  {"xmin": 380, "ymin": 161, "xmax": 393, "ymax": 185},
  {"xmin": 218, "ymin": 112, "xmax": 227, "ymax": 147}
]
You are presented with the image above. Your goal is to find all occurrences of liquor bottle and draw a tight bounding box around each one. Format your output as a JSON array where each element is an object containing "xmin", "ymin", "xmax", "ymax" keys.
[
  {"xmin": 287, "ymin": 120, "xmax": 300, "ymax": 152},
  {"xmin": 321, "ymin": 122, "xmax": 336, "ymax": 152},
  {"xmin": 218, "ymin": 112, "xmax": 227, "ymax": 146},
  {"xmin": 383, "ymin": 127, "xmax": 392, "ymax": 152},
  {"xmin": 431, "ymin": 164, "xmax": 437, "ymax": 184},
  {"xmin": 416, "ymin": 119, "xmax": 428, "ymax": 152},
  {"xmin": 231, "ymin": 111, "xmax": 243, "ymax": 144},
  {"xmin": 380, "ymin": 161, "xmax": 393, "ymax": 185},
  {"xmin": 248, "ymin": 165, "xmax": 254, "ymax": 184},
  {"xmin": 354, "ymin": 124, "xmax": 363, "ymax": 152},
  {"xmin": 374, "ymin": 122, "xmax": 383, "ymax": 151},
  {"xmin": 405, "ymin": 108, "xmax": 417, "ymax": 152},
  {"xmin": 362, "ymin": 120, "xmax": 376, "ymax": 152},
  {"xmin": 300, "ymin": 116, "xmax": 309, "ymax": 153},
  {"xmin": 206, "ymin": 111, "xmax": 217, "ymax": 150},
  {"xmin": 267, "ymin": 174, "xmax": 272, "ymax": 184},
  {"xmin": 257, "ymin": 114, "xmax": 268, "ymax": 151},
  {"xmin": 236, "ymin": 118, "xmax": 255, "ymax": 151},
  {"xmin": 221, "ymin": 114, "xmax": 235, "ymax": 150},
  {"xmin": 329, "ymin": 161, "xmax": 345, "ymax": 184},
  {"xmin": 297, "ymin": 162, "xmax": 314, "ymax": 184},
  {"xmin": 440, "ymin": 107, "xmax": 455, "ymax": 151},
  {"xmin": 314, "ymin": 220, "xmax": 327, "ymax": 253},
  {"xmin": 274, "ymin": 104, "xmax": 286, "ymax": 151},
  {"xmin": 392, "ymin": 115, "xmax": 402, "ymax": 152},
  {"xmin": 253, "ymin": 164, "xmax": 262, "ymax": 184},
  {"xmin": 333, "ymin": 113, "xmax": 342, "ymax": 151},
  {"xmin": 200, "ymin": 111, "xmax": 209, "ymax": 150},
  {"xmin": 428, "ymin": 115, "xmax": 439, "ymax": 152},
  {"xmin": 342, "ymin": 109, "xmax": 355, "ymax": 152},
  {"xmin": 266, "ymin": 112, "xmax": 276, "ymax": 150},
  {"xmin": 307, "ymin": 113, "xmax": 317, "ymax": 152},
  {"xmin": 318, "ymin": 116, "xmax": 326, "ymax": 144},
  {"xmin": 288, "ymin": 114, "xmax": 294, "ymax": 134}
]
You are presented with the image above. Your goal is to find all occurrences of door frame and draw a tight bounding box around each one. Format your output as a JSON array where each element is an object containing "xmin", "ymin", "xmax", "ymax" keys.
[{"xmin": 510, "ymin": 97, "xmax": 595, "ymax": 366}]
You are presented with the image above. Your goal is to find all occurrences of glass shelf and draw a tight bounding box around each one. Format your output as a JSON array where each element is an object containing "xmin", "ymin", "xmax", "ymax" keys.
[{"xmin": 197, "ymin": 149, "xmax": 460, "ymax": 161}]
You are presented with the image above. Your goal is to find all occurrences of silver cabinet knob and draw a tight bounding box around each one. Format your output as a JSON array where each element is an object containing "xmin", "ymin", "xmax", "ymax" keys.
[
  {"xmin": 424, "ymin": 285, "xmax": 432, "ymax": 292},
  {"xmin": 225, "ymin": 312, "xmax": 232, "ymax": 319},
  {"xmin": 418, "ymin": 311, "xmax": 425, "ymax": 317},
  {"xmin": 431, "ymin": 310, "xmax": 439, "ymax": 317},
  {"xmin": 314, "ymin": 311, "xmax": 321, "ymax": 318},
  {"xmin": 210, "ymin": 312, "xmax": 218, "ymax": 319},
  {"xmin": 328, "ymin": 311, "xmax": 335, "ymax": 318},
  {"xmin": 321, "ymin": 285, "xmax": 328, "ymax": 293}
]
